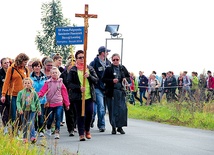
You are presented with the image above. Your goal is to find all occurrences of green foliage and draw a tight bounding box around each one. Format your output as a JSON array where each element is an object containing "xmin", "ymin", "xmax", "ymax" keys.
[
  {"xmin": 0, "ymin": 129, "xmax": 49, "ymax": 155},
  {"xmin": 35, "ymin": 0, "xmax": 74, "ymax": 64},
  {"xmin": 128, "ymin": 102, "xmax": 214, "ymax": 130}
]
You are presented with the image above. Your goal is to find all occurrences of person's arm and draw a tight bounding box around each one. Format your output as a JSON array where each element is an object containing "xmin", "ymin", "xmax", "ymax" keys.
[
  {"xmin": 145, "ymin": 77, "xmax": 149, "ymax": 86},
  {"xmin": 121, "ymin": 65, "xmax": 131, "ymax": 83},
  {"xmin": 34, "ymin": 92, "xmax": 41, "ymax": 114},
  {"xmin": 61, "ymin": 84, "xmax": 70, "ymax": 109},
  {"xmin": 88, "ymin": 66, "xmax": 99, "ymax": 85},
  {"xmin": 67, "ymin": 69, "xmax": 81, "ymax": 92},
  {"xmin": 186, "ymin": 76, "xmax": 191, "ymax": 86},
  {"xmin": 155, "ymin": 80, "xmax": 161, "ymax": 88},
  {"xmin": 37, "ymin": 82, "xmax": 48, "ymax": 98},
  {"xmin": 1, "ymin": 67, "xmax": 12, "ymax": 97},
  {"xmin": 102, "ymin": 67, "xmax": 113, "ymax": 84},
  {"xmin": 16, "ymin": 91, "xmax": 23, "ymax": 114},
  {"xmin": 89, "ymin": 60, "xmax": 95, "ymax": 68}
]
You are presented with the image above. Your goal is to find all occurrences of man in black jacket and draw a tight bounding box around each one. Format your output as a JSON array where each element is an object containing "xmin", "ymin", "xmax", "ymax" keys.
[{"xmin": 89, "ymin": 46, "xmax": 111, "ymax": 132}]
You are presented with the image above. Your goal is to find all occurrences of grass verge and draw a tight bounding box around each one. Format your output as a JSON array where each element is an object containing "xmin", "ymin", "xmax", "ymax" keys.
[
  {"xmin": 0, "ymin": 129, "xmax": 49, "ymax": 155},
  {"xmin": 128, "ymin": 102, "xmax": 214, "ymax": 131}
]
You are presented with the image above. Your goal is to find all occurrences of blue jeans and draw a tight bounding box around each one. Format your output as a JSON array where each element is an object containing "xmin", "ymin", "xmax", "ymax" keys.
[
  {"xmin": 95, "ymin": 89, "xmax": 105, "ymax": 129},
  {"xmin": 140, "ymin": 90, "xmax": 147, "ymax": 105},
  {"xmin": 92, "ymin": 102, "xmax": 97, "ymax": 121},
  {"xmin": 22, "ymin": 111, "xmax": 36, "ymax": 139},
  {"xmin": 46, "ymin": 106, "xmax": 63, "ymax": 132},
  {"xmin": 11, "ymin": 96, "xmax": 17, "ymax": 122}
]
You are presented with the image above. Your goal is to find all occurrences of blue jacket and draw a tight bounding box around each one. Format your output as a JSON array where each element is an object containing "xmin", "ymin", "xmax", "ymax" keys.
[
  {"xmin": 139, "ymin": 75, "xmax": 148, "ymax": 92},
  {"xmin": 30, "ymin": 71, "xmax": 47, "ymax": 104},
  {"xmin": 90, "ymin": 56, "xmax": 111, "ymax": 91}
]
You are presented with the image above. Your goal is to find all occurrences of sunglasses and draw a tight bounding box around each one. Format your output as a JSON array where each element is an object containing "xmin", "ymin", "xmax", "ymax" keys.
[
  {"xmin": 77, "ymin": 56, "xmax": 84, "ymax": 59},
  {"xmin": 112, "ymin": 59, "xmax": 119, "ymax": 62}
]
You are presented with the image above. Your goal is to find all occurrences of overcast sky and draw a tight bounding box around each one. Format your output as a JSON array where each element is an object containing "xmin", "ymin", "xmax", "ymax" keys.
[{"xmin": 0, "ymin": 0, "xmax": 214, "ymax": 76}]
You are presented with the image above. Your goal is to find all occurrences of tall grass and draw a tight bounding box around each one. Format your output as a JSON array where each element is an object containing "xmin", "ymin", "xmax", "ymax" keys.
[
  {"xmin": 0, "ymin": 128, "xmax": 49, "ymax": 155},
  {"xmin": 128, "ymin": 102, "xmax": 214, "ymax": 130}
]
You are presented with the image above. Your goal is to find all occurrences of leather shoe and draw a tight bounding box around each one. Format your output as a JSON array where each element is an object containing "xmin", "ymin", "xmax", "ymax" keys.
[
  {"xmin": 111, "ymin": 127, "xmax": 116, "ymax": 134},
  {"xmin": 85, "ymin": 131, "xmax": 91, "ymax": 139},
  {"xmin": 117, "ymin": 127, "xmax": 125, "ymax": 134}
]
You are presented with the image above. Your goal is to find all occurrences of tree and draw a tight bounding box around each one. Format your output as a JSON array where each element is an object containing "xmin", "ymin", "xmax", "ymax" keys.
[{"xmin": 35, "ymin": 0, "xmax": 73, "ymax": 64}]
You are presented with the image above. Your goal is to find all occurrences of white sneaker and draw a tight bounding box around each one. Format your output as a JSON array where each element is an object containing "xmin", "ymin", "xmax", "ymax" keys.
[
  {"xmin": 34, "ymin": 131, "xmax": 37, "ymax": 137},
  {"xmin": 46, "ymin": 129, "xmax": 51, "ymax": 136},
  {"xmin": 54, "ymin": 133, "xmax": 60, "ymax": 139},
  {"xmin": 39, "ymin": 132, "xmax": 44, "ymax": 137},
  {"xmin": 3, "ymin": 127, "xmax": 8, "ymax": 135}
]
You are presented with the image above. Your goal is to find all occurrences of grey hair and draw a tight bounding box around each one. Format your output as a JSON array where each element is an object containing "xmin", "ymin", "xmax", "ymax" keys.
[
  {"xmin": 111, "ymin": 53, "xmax": 120, "ymax": 59},
  {"xmin": 44, "ymin": 58, "xmax": 53, "ymax": 65}
]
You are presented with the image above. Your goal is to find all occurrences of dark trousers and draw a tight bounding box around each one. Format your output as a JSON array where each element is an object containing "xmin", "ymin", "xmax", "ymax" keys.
[
  {"xmin": 65, "ymin": 101, "xmax": 77, "ymax": 132},
  {"xmin": 0, "ymin": 95, "xmax": 10, "ymax": 126},
  {"xmin": 132, "ymin": 91, "xmax": 140, "ymax": 102},
  {"xmin": 74, "ymin": 99, "xmax": 93, "ymax": 136}
]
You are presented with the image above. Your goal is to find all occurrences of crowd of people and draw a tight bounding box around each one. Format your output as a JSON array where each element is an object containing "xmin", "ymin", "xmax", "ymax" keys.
[
  {"xmin": 0, "ymin": 46, "xmax": 130, "ymax": 143},
  {"xmin": 128, "ymin": 70, "xmax": 214, "ymax": 106},
  {"xmin": 1, "ymin": 47, "xmax": 214, "ymax": 143}
]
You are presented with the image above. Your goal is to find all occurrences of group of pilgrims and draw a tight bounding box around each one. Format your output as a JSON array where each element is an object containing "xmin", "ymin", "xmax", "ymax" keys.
[
  {"xmin": 0, "ymin": 46, "xmax": 130, "ymax": 142},
  {"xmin": 1, "ymin": 46, "xmax": 214, "ymax": 143}
]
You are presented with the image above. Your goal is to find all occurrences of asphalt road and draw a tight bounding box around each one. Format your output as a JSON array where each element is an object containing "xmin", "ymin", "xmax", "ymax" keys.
[{"xmin": 44, "ymin": 116, "xmax": 214, "ymax": 155}]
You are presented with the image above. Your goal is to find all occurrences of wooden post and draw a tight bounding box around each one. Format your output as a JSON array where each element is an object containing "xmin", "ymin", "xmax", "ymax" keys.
[{"xmin": 75, "ymin": 4, "xmax": 97, "ymax": 116}]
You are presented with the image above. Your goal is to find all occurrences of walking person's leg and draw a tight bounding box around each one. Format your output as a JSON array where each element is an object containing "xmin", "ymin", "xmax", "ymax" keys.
[
  {"xmin": 106, "ymin": 97, "xmax": 116, "ymax": 134},
  {"xmin": 29, "ymin": 112, "xmax": 36, "ymax": 142},
  {"xmin": 55, "ymin": 106, "xmax": 63, "ymax": 139},
  {"xmin": 64, "ymin": 103, "xmax": 75, "ymax": 136},
  {"xmin": 74, "ymin": 100, "xmax": 86, "ymax": 141},
  {"xmin": 139, "ymin": 91, "xmax": 143, "ymax": 106},
  {"xmin": 95, "ymin": 89, "xmax": 106, "ymax": 132},
  {"xmin": 84, "ymin": 99, "xmax": 94, "ymax": 139},
  {"xmin": 46, "ymin": 107, "xmax": 54, "ymax": 136},
  {"xmin": 22, "ymin": 112, "xmax": 28, "ymax": 142},
  {"xmin": 91, "ymin": 102, "xmax": 97, "ymax": 128},
  {"xmin": 38, "ymin": 104, "xmax": 45, "ymax": 136},
  {"xmin": 11, "ymin": 96, "xmax": 17, "ymax": 123},
  {"xmin": 143, "ymin": 90, "xmax": 147, "ymax": 101}
]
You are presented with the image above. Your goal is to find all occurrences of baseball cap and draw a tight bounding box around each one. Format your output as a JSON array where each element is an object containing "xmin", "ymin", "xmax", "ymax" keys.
[{"xmin": 98, "ymin": 46, "xmax": 111, "ymax": 53}]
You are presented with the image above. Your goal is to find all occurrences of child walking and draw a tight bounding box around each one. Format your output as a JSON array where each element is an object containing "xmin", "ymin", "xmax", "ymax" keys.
[
  {"xmin": 38, "ymin": 67, "xmax": 70, "ymax": 139},
  {"xmin": 16, "ymin": 77, "xmax": 41, "ymax": 143}
]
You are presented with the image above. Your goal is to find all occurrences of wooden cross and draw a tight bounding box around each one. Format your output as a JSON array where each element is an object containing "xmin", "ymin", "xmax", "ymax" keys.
[{"xmin": 75, "ymin": 4, "xmax": 97, "ymax": 116}]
